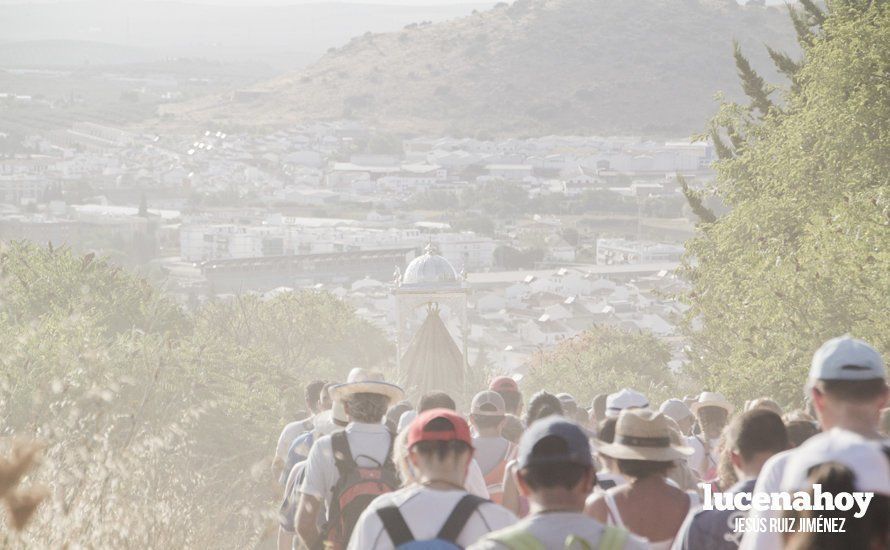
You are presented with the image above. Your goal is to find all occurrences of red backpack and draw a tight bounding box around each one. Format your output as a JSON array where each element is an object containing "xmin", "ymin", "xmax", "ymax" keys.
[{"xmin": 317, "ymin": 430, "xmax": 400, "ymax": 550}]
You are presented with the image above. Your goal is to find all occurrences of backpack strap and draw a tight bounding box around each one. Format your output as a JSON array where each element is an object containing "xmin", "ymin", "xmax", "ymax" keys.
[
  {"xmin": 382, "ymin": 429, "xmax": 397, "ymax": 469},
  {"xmin": 331, "ymin": 430, "xmax": 356, "ymax": 475},
  {"xmin": 321, "ymin": 431, "xmax": 356, "ymax": 547},
  {"xmin": 597, "ymin": 525, "xmax": 628, "ymax": 550},
  {"xmin": 377, "ymin": 506, "xmax": 415, "ymax": 547},
  {"xmin": 437, "ymin": 494, "xmax": 487, "ymax": 542}
]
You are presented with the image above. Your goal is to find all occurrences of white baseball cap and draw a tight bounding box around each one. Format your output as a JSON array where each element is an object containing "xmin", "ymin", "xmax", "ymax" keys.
[
  {"xmin": 659, "ymin": 398, "xmax": 693, "ymax": 422},
  {"xmin": 471, "ymin": 390, "xmax": 506, "ymax": 416},
  {"xmin": 606, "ymin": 388, "xmax": 649, "ymax": 418},
  {"xmin": 780, "ymin": 428, "xmax": 890, "ymax": 496},
  {"xmin": 809, "ymin": 335, "xmax": 885, "ymax": 383}
]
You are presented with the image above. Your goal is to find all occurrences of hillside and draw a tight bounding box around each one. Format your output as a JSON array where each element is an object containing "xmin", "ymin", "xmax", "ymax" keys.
[{"xmin": 163, "ymin": 0, "xmax": 797, "ymax": 137}]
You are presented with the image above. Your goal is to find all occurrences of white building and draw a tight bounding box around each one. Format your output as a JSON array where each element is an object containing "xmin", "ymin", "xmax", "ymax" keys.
[
  {"xmin": 180, "ymin": 225, "xmax": 284, "ymax": 261},
  {"xmin": 596, "ymin": 238, "xmax": 685, "ymax": 265}
]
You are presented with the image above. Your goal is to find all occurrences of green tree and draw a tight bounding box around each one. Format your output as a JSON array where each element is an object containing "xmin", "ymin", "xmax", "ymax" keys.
[
  {"xmin": 522, "ymin": 326, "xmax": 675, "ymax": 407},
  {"xmin": 682, "ymin": 1, "xmax": 890, "ymax": 405}
]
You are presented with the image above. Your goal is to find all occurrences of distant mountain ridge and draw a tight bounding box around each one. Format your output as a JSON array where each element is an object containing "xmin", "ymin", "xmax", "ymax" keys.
[
  {"xmin": 165, "ymin": 0, "xmax": 798, "ymax": 137},
  {"xmin": 0, "ymin": 1, "xmax": 491, "ymax": 70}
]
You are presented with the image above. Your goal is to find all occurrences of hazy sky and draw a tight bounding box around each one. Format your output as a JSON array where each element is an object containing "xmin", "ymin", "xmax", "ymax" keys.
[
  {"xmin": 0, "ymin": 0, "xmax": 791, "ymax": 7},
  {"xmin": 1, "ymin": 0, "xmax": 494, "ymax": 4}
]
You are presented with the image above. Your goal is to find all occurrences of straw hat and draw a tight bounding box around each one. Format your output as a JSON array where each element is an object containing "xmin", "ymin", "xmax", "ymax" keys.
[
  {"xmin": 690, "ymin": 392, "xmax": 734, "ymax": 415},
  {"xmin": 329, "ymin": 368, "xmax": 404, "ymax": 405},
  {"xmin": 597, "ymin": 409, "xmax": 693, "ymax": 461}
]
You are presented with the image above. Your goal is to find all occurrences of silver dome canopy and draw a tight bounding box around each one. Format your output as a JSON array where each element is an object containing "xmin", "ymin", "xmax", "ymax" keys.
[{"xmin": 401, "ymin": 243, "xmax": 460, "ymax": 288}]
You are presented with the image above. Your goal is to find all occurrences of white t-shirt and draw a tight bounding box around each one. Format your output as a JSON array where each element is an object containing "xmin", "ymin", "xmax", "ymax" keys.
[
  {"xmin": 685, "ymin": 435, "xmax": 719, "ymax": 479},
  {"xmin": 737, "ymin": 449, "xmax": 792, "ymax": 550},
  {"xmin": 300, "ymin": 422, "xmax": 393, "ymax": 509},
  {"xmin": 473, "ymin": 436, "xmax": 511, "ymax": 474},
  {"xmin": 276, "ymin": 417, "xmax": 314, "ymax": 460},
  {"xmin": 348, "ymin": 486, "xmax": 517, "ymax": 550},
  {"xmin": 465, "ymin": 459, "xmax": 490, "ymax": 499},
  {"xmin": 469, "ymin": 512, "xmax": 649, "ymax": 550}
]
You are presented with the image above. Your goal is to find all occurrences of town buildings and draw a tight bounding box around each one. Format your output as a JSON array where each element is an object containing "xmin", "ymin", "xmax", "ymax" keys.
[{"xmin": 0, "ymin": 119, "xmax": 708, "ymax": 377}]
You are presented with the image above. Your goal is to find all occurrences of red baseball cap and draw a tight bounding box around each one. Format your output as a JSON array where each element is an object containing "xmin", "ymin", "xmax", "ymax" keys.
[
  {"xmin": 489, "ymin": 376, "xmax": 519, "ymax": 393},
  {"xmin": 407, "ymin": 408, "xmax": 473, "ymax": 449}
]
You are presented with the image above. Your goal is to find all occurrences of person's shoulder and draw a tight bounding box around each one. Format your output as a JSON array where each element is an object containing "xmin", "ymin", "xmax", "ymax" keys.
[
  {"xmin": 304, "ymin": 433, "xmax": 334, "ymax": 462},
  {"xmin": 311, "ymin": 431, "xmax": 334, "ymax": 448},
  {"xmin": 364, "ymin": 485, "xmax": 420, "ymax": 512},
  {"xmin": 289, "ymin": 431, "xmax": 312, "ymax": 450},
  {"xmin": 754, "ymin": 449, "xmax": 794, "ymax": 489},
  {"xmin": 466, "ymin": 518, "xmax": 530, "ymax": 550},
  {"xmin": 477, "ymin": 499, "xmax": 518, "ymax": 523},
  {"xmin": 278, "ymin": 420, "xmax": 300, "ymax": 439},
  {"xmin": 677, "ymin": 507, "xmax": 740, "ymax": 550},
  {"xmin": 467, "ymin": 538, "xmax": 509, "ymax": 550},
  {"xmin": 764, "ymin": 448, "xmax": 794, "ymax": 465},
  {"xmin": 686, "ymin": 505, "xmax": 730, "ymax": 528},
  {"xmin": 585, "ymin": 488, "xmax": 609, "ymax": 510},
  {"xmin": 287, "ymin": 418, "xmax": 310, "ymax": 431},
  {"xmin": 285, "ymin": 461, "xmax": 306, "ymax": 488}
]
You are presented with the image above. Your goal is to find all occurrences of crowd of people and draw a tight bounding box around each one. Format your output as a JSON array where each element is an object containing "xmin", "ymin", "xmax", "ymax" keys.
[{"xmin": 272, "ymin": 335, "xmax": 890, "ymax": 549}]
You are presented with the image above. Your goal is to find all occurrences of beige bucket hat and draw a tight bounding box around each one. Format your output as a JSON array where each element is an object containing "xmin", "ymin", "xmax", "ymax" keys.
[
  {"xmin": 690, "ymin": 391, "xmax": 734, "ymax": 415},
  {"xmin": 597, "ymin": 409, "xmax": 694, "ymax": 461},
  {"xmin": 329, "ymin": 368, "xmax": 404, "ymax": 405}
]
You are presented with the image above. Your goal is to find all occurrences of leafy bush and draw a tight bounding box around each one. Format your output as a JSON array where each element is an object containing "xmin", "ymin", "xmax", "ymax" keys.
[
  {"xmin": 522, "ymin": 326, "xmax": 676, "ymax": 407},
  {"xmin": 0, "ymin": 243, "xmax": 391, "ymax": 548}
]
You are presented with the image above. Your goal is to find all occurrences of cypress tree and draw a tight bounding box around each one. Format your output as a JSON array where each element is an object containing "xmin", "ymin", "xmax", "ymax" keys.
[
  {"xmin": 709, "ymin": 128, "xmax": 734, "ymax": 161},
  {"xmin": 679, "ymin": 174, "xmax": 717, "ymax": 225},
  {"xmin": 766, "ymin": 45, "xmax": 800, "ymax": 81},
  {"xmin": 788, "ymin": 5, "xmax": 816, "ymax": 46},
  {"xmin": 799, "ymin": 0, "xmax": 826, "ymax": 26},
  {"xmin": 733, "ymin": 41, "xmax": 773, "ymax": 116}
]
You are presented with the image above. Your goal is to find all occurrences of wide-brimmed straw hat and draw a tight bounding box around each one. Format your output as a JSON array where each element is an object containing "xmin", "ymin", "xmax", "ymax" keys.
[
  {"xmin": 597, "ymin": 409, "xmax": 693, "ymax": 462},
  {"xmin": 329, "ymin": 368, "xmax": 404, "ymax": 405},
  {"xmin": 690, "ymin": 391, "xmax": 734, "ymax": 415}
]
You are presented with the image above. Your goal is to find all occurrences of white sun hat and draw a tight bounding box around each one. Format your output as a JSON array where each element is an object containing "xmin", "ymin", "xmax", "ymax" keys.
[
  {"xmin": 329, "ymin": 368, "xmax": 405, "ymax": 405},
  {"xmin": 605, "ymin": 388, "xmax": 649, "ymax": 418},
  {"xmin": 690, "ymin": 391, "xmax": 734, "ymax": 415}
]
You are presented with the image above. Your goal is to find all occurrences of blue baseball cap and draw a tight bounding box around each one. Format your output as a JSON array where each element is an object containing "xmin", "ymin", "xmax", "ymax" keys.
[
  {"xmin": 809, "ymin": 335, "xmax": 885, "ymax": 383},
  {"xmin": 516, "ymin": 416, "xmax": 592, "ymax": 469}
]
